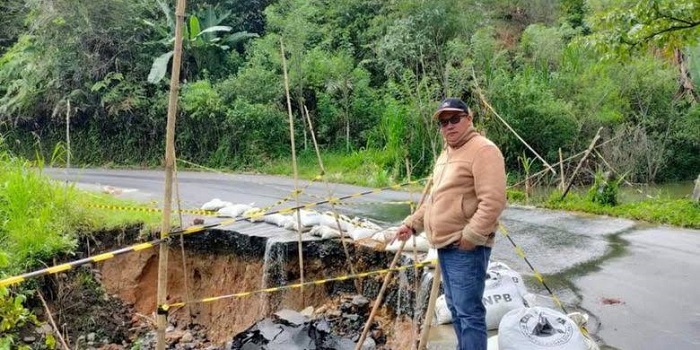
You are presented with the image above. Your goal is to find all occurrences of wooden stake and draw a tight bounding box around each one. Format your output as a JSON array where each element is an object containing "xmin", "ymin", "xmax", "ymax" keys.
[
  {"xmin": 559, "ymin": 148, "xmax": 565, "ymax": 191},
  {"xmin": 560, "ymin": 127, "xmax": 603, "ymax": 201},
  {"xmin": 65, "ymin": 99, "xmax": 70, "ymax": 169},
  {"xmin": 355, "ymin": 179, "xmax": 433, "ymax": 350},
  {"xmin": 156, "ymin": 0, "xmax": 186, "ymax": 348},
  {"xmin": 280, "ymin": 38, "xmax": 305, "ymax": 305},
  {"xmin": 417, "ymin": 263, "xmax": 442, "ymax": 350}
]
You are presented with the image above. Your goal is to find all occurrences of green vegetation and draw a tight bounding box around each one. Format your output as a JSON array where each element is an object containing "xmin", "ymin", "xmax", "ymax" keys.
[
  {"xmin": 0, "ymin": 0, "xmax": 696, "ymax": 185},
  {"xmin": 0, "ymin": 142, "xmax": 160, "ymax": 345},
  {"xmin": 544, "ymin": 192, "xmax": 699, "ymax": 229}
]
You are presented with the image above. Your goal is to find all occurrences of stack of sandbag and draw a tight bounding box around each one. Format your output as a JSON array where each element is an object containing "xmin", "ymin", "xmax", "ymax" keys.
[
  {"xmin": 498, "ymin": 307, "xmax": 598, "ymax": 350},
  {"xmin": 434, "ymin": 261, "xmax": 528, "ymax": 328}
]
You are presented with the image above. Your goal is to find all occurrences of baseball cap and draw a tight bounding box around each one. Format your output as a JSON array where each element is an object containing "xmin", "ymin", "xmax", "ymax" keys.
[{"xmin": 432, "ymin": 98, "xmax": 469, "ymax": 120}]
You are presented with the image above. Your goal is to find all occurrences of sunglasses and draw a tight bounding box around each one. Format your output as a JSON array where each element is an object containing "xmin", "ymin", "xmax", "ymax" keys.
[{"xmin": 437, "ymin": 114, "xmax": 466, "ymax": 128}]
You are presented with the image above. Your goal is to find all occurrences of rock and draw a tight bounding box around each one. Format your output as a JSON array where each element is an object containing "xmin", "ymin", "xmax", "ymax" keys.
[
  {"xmin": 36, "ymin": 323, "xmax": 53, "ymax": 335},
  {"xmin": 181, "ymin": 331, "xmax": 194, "ymax": 343},
  {"xmin": 340, "ymin": 302, "xmax": 353, "ymax": 313},
  {"xmin": 165, "ymin": 330, "xmax": 185, "ymax": 342},
  {"xmin": 314, "ymin": 304, "xmax": 328, "ymax": 315},
  {"xmin": 351, "ymin": 295, "xmax": 370, "ymax": 308},
  {"xmin": 87, "ymin": 333, "xmax": 96, "ymax": 342},
  {"xmin": 300, "ymin": 306, "xmax": 314, "ymax": 317},
  {"xmin": 360, "ymin": 336, "xmax": 376, "ymax": 350},
  {"xmin": 23, "ymin": 336, "xmax": 36, "ymax": 343},
  {"xmin": 273, "ymin": 309, "xmax": 307, "ymax": 326}
]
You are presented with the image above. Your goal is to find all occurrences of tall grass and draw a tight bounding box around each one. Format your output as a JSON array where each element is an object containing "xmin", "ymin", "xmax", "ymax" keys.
[{"xmin": 0, "ymin": 145, "xmax": 160, "ymax": 277}]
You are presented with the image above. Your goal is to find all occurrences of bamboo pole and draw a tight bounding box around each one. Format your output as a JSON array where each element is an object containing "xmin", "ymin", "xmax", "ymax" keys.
[
  {"xmin": 280, "ymin": 38, "xmax": 306, "ymax": 305},
  {"xmin": 471, "ymin": 68, "xmax": 556, "ymax": 175},
  {"xmin": 355, "ymin": 179, "xmax": 433, "ymax": 350},
  {"xmin": 303, "ymin": 105, "xmax": 360, "ymax": 293},
  {"xmin": 65, "ymin": 99, "xmax": 70, "ymax": 169},
  {"xmin": 156, "ymin": 0, "xmax": 186, "ymax": 348},
  {"xmin": 417, "ymin": 263, "xmax": 442, "ymax": 350},
  {"xmin": 560, "ymin": 127, "xmax": 603, "ymax": 200},
  {"xmin": 558, "ymin": 148, "xmax": 565, "ymax": 191},
  {"xmin": 37, "ymin": 290, "xmax": 70, "ymax": 350}
]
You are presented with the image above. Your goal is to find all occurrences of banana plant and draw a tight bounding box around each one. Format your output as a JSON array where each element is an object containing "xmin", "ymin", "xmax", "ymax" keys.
[{"xmin": 146, "ymin": 0, "xmax": 257, "ymax": 84}]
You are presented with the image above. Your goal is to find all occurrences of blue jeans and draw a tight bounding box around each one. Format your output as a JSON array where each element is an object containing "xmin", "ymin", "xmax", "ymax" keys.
[{"xmin": 438, "ymin": 244, "xmax": 491, "ymax": 350}]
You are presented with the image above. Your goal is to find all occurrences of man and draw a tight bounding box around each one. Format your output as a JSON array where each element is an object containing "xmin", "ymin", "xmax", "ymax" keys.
[{"xmin": 396, "ymin": 97, "xmax": 506, "ymax": 350}]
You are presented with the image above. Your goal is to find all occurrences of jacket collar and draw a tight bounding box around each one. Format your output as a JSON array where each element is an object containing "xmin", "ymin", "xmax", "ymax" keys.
[{"xmin": 446, "ymin": 126, "xmax": 478, "ymax": 149}]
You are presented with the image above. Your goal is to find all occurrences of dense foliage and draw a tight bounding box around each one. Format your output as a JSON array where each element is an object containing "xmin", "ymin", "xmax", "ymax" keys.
[{"xmin": 0, "ymin": 0, "xmax": 698, "ymax": 184}]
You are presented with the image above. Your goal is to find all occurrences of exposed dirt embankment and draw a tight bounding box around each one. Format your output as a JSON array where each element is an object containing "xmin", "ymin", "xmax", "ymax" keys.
[{"xmin": 44, "ymin": 223, "xmax": 427, "ymax": 348}]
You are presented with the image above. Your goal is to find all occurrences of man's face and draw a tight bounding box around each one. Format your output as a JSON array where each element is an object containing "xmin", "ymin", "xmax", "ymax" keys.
[{"xmin": 438, "ymin": 111, "xmax": 472, "ymax": 144}]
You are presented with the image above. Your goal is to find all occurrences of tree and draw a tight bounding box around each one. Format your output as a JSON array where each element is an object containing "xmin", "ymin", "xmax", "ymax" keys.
[{"xmin": 586, "ymin": 0, "xmax": 700, "ymax": 53}]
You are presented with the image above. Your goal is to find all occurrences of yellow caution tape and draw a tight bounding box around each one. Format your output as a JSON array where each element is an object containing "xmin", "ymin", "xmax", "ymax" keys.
[{"xmin": 163, "ymin": 260, "xmax": 437, "ymax": 309}]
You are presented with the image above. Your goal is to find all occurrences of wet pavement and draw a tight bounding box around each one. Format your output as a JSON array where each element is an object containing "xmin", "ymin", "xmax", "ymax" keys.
[{"xmin": 44, "ymin": 168, "xmax": 700, "ymax": 349}]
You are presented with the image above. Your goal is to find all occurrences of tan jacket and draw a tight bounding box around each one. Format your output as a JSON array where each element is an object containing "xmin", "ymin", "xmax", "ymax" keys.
[{"xmin": 404, "ymin": 129, "xmax": 506, "ymax": 248}]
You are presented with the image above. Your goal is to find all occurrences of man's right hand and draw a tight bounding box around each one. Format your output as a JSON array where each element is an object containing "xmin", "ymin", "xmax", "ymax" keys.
[{"xmin": 393, "ymin": 224, "xmax": 414, "ymax": 243}]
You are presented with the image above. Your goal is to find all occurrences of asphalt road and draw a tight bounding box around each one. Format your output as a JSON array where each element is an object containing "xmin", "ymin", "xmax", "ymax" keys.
[{"xmin": 44, "ymin": 167, "xmax": 700, "ymax": 350}]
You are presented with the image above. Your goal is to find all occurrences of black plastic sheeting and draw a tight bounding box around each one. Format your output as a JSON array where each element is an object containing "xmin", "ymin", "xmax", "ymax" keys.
[{"xmin": 229, "ymin": 313, "xmax": 358, "ymax": 350}]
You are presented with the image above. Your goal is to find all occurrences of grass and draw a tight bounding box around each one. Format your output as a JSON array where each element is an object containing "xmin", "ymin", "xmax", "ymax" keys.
[
  {"xmin": 541, "ymin": 192, "xmax": 700, "ymax": 229},
  {"xmin": 259, "ymin": 148, "xmax": 424, "ymax": 189},
  {"xmin": 0, "ymin": 150, "xmax": 161, "ymax": 278},
  {"xmin": 0, "ymin": 144, "xmax": 161, "ymax": 345}
]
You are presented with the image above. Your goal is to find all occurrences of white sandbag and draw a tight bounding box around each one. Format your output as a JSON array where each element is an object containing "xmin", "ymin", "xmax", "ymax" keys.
[
  {"xmin": 488, "ymin": 334, "xmax": 499, "ymax": 350},
  {"xmin": 319, "ymin": 212, "xmax": 354, "ymax": 232},
  {"xmin": 498, "ymin": 307, "xmax": 589, "ymax": 350},
  {"xmin": 487, "ymin": 261, "xmax": 529, "ymax": 301},
  {"xmin": 421, "ymin": 248, "xmax": 438, "ymax": 264},
  {"xmin": 385, "ymin": 233, "xmax": 430, "ymax": 252},
  {"xmin": 263, "ymin": 214, "xmax": 293, "ymax": 227},
  {"xmin": 310, "ymin": 225, "xmax": 342, "ymax": 240},
  {"xmin": 371, "ymin": 228, "xmax": 396, "ymax": 243},
  {"xmin": 568, "ymin": 312, "xmax": 600, "ymax": 350},
  {"xmin": 217, "ymin": 203, "xmax": 252, "ymax": 218},
  {"xmin": 283, "ymin": 220, "xmax": 312, "ymax": 232},
  {"xmin": 349, "ymin": 227, "xmax": 378, "ymax": 241},
  {"xmin": 201, "ymin": 198, "xmax": 231, "ymax": 211},
  {"xmin": 288, "ymin": 209, "xmax": 323, "ymax": 227},
  {"xmin": 434, "ymin": 294, "xmax": 452, "ymax": 324},
  {"xmin": 483, "ymin": 271, "xmax": 526, "ymax": 330}
]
